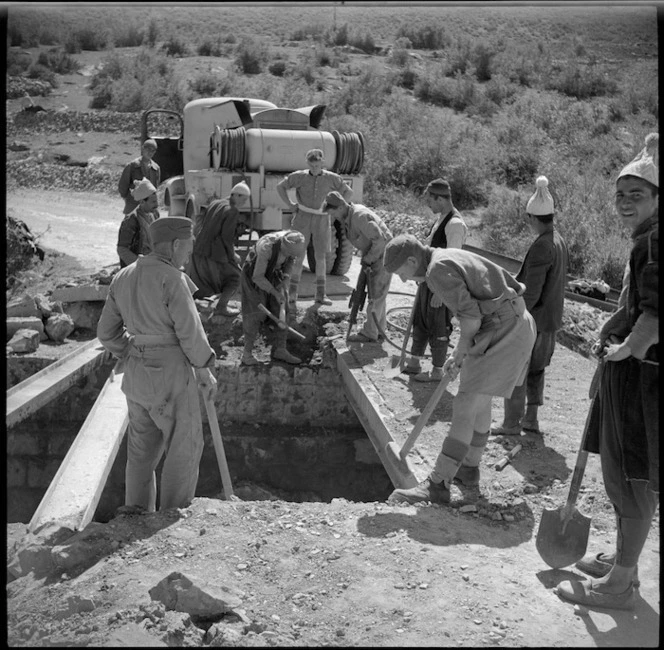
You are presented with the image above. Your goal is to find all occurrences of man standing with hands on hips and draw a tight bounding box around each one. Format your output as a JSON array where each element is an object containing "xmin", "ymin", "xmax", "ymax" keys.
[{"xmin": 277, "ymin": 148, "xmax": 353, "ymax": 308}]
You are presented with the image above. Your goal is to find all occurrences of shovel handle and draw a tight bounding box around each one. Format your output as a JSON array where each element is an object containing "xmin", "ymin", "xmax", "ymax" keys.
[
  {"xmin": 565, "ymin": 362, "xmax": 603, "ymax": 518},
  {"xmin": 203, "ymin": 394, "xmax": 234, "ymax": 499},
  {"xmin": 258, "ymin": 303, "xmax": 306, "ymax": 341},
  {"xmin": 400, "ymin": 373, "xmax": 453, "ymax": 459}
]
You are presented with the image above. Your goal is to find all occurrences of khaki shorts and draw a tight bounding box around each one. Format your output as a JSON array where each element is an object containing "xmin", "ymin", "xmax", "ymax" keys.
[{"xmin": 291, "ymin": 211, "xmax": 331, "ymax": 254}]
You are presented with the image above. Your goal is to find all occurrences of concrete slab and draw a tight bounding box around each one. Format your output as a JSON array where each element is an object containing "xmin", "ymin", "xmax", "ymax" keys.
[
  {"xmin": 7, "ymin": 338, "xmax": 108, "ymax": 428},
  {"xmin": 51, "ymin": 285, "xmax": 109, "ymax": 302},
  {"xmin": 28, "ymin": 369, "xmax": 129, "ymax": 533}
]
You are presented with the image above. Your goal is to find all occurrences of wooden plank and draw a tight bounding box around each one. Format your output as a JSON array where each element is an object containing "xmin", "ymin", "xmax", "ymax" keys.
[
  {"xmin": 334, "ymin": 340, "xmax": 418, "ymax": 490},
  {"xmin": 28, "ymin": 371, "xmax": 129, "ymax": 533},
  {"xmin": 7, "ymin": 338, "xmax": 108, "ymax": 428}
]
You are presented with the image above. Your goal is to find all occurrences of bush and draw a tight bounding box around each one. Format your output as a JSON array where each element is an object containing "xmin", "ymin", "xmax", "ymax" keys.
[
  {"xmin": 87, "ymin": 49, "xmax": 184, "ymax": 112},
  {"xmin": 145, "ymin": 19, "xmax": 159, "ymax": 48},
  {"xmin": 331, "ymin": 23, "xmax": 349, "ymax": 46},
  {"xmin": 27, "ymin": 64, "xmax": 58, "ymax": 88},
  {"xmin": 348, "ymin": 32, "xmax": 377, "ymax": 54},
  {"xmin": 162, "ymin": 36, "xmax": 189, "ymax": 57},
  {"xmin": 7, "ymin": 50, "xmax": 33, "ymax": 76},
  {"xmin": 269, "ymin": 60, "xmax": 287, "ymax": 77},
  {"xmin": 114, "ymin": 25, "xmax": 145, "ymax": 48},
  {"xmin": 6, "ymin": 214, "xmax": 42, "ymax": 287},
  {"xmin": 197, "ymin": 37, "xmax": 224, "ymax": 57},
  {"xmin": 69, "ymin": 26, "xmax": 109, "ymax": 51},
  {"xmin": 546, "ymin": 63, "xmax": 618, "ymax": 100},
  {"xmin": 291, "ymin": 23, "xmax": 325, "ymax": 42},
  {"xmin": 37, "ymin": 48, "xmax": 81, "ymax": 75},
  {"xmin": 234, "ymin": 37, "xmax": 268, "ymax": 75},
  {"xmin": 395, "ymin": 25, "xmax": 448, "ymax": 50}
]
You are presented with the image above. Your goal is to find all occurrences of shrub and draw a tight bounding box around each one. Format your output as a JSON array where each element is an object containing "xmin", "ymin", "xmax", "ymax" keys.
[
  {"xmin": 87, "ymin": 48, "xmax": 183, "ymax": 111},
  {"xmin": 70, "ymin": 26, "xmax": 109, "ymax": 51},
  {"xmin": 331, "ymin": 23, "xmax": 349, "ymax": 46},
  {"xmin": 6, "ymin": 214, "xmax": 44, "ymax": 288},
  {"xmin": 197, "ymin": 37, "xmax": 224, "ymax": 57},
  {"xmin": 37, "ymin": 48, "xmax": 81, "ymax": 75},
  {"xmin": 395, "ymin": 25, "xmax": 448, "ymax": 50},
  {"xmin": 291, "ymin": 23, "xmax": 325, "ymax": 42},
  {"xmin": 234, "ymin": 37, "xmax": 268, "ymax": 75},
  {"xmin": 269, "ymin": 60, "xmax": 287, "ymax": 77},
  {"xmin": 348, "ymin": 32, "xmax": 376, "ymax": 54},
  {"xmin": 189, "ymin": 71, "xmax": 221, "ymax": 96},
  {"xmin": 145, "ymin": 19, "xmax": 159, "ymax": 48},
  {"xmin": 162, "ymin": 36, "xmax": 189, "ymax": 57},
  {"xmin": 114, "ymin": 25, "xmax": 145, "ymax": 48},
  {"xmin": 27, "ymin": 64, "xmax": 58, "ymax": 88},
  {"xmin": 389, "ymin": 38, "xmax": 411, "ymax": 67},
  {"xmin": 546, "ymin": 63, "xmax": 618, "ymax": 100},
  {"xmin": 7, "ymin": 50, "xmax": 33, "ymax": 76}
]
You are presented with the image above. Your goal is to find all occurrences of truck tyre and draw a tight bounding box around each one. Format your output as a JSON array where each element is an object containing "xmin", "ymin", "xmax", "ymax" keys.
[{"xmin": 306, "ymin": 219, "xmax": 353, "ymax": 276}]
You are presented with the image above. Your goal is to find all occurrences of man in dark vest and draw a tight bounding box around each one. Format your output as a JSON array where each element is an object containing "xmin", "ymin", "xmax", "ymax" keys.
[{"xmin": 404, "ymin": 178, "xmax": 468, "ymax": 382}]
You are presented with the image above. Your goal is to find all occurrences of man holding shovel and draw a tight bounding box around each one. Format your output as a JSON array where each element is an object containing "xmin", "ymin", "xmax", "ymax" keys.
[
  {"xmin": 240, "ymin": 229, "xmax": 307, "ymax": 366},
  {"xmin": 322, "ymin": 191, "xmax": 393, "ymax": 343},
  {"xmin": 98, "ymin": 217, "xmax": 218, "ymax": 512},
  {"xmin": 383, "ymin": 235, "xmax": 536, "ymax": 502},
  {"xmin": 555, "ymin": 133, "xmax": 659, "ymax": 611},
  {"xmin": 405, "ymin": 178, "xmax": 468, "ymax": 382}
]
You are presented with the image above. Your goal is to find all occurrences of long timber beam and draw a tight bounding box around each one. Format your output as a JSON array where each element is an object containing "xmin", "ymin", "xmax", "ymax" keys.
[
  {"xmin": 7, "ymin": 338, "xmax": 109, "ymax": 428},
  {"xmin": 333, "ymin": 339, "xmax": 418, "ymax": 490},
  {"xmin": 28, "ymin": 370, "xmax": 128, "ymax": 533}
]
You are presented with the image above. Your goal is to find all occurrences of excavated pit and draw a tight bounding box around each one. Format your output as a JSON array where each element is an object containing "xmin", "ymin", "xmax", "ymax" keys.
[{"xmin": 7, "ymin": 310, "xmax": 394, "ymax": 524}]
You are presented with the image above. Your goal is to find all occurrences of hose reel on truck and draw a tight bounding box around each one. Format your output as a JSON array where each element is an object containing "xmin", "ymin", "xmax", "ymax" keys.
[{"xmin": 211, "ymin": 124, "xmax": 365, "ymax": 275}]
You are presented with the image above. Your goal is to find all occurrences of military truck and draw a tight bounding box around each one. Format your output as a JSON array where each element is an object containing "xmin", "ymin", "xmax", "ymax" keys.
[{"xmin": 141, "ymin": 97, "xmax": 366, "ymax": 275}]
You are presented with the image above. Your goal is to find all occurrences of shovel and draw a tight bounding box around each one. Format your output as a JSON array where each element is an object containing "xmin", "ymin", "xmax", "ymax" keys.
[
  {"xmin": 535, "ymin": 361, "xmax": 603, "ymax": 569},
  {"xmin": 384, "ymin": 286, "xmax": 419, "ymax": 378},
  {"xmin": 202, "ymin": 393, "xmax": 234, "ymax": 500},
  {"xmin": 257, "ymin": 303, "xmax": 306, "ymax": 341}
]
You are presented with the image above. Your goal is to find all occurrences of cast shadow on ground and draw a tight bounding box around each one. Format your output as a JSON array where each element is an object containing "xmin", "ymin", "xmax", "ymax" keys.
[
  {"xmin": 536, "ymin": 568, "xmax": 660, "ymax": 647},
  {"xmin": 356, "ymin": 501, "xmax": 534, "ymax": 549},
  {"xmin": 500, "ymin": 432, "xmax": 573, "ymax": 487}
]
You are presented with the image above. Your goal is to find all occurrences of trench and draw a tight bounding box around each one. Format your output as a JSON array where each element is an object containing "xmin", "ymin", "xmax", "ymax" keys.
[{"xmin": 7, "ymin": 311, "xmax": 394, "ymax": 525}]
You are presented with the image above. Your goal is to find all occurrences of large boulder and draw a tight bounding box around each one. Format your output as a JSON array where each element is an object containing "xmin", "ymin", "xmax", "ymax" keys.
[
  {"xmin": 34, "ymin": 293, "xmax": 63, "ymax": 319},
  {"xmin": 45, "ymin": 313, "xmax": 76, "ymax": 343},
  {"xmin": 7, "ymin": 328, "xmax": 40, "ymax": 353}
]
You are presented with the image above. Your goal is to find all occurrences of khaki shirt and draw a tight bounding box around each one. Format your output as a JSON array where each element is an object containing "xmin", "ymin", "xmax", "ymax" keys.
[
  {"xmin": 342, "ymin": 204, "xmax": 393, "ymax": 266},
  {"xmin": 98, "ymin": 253, "xmax": 215, "ymax": 369}
]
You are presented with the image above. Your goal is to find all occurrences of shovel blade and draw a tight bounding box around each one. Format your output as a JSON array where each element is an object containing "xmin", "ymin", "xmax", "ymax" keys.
[
  {"xmin": 384, "ymin": 355, "xmax": 405, "ymax": 378},
  {"xmin": 536, "ymin": 506, "xmax": 591, "ymax": 569}
]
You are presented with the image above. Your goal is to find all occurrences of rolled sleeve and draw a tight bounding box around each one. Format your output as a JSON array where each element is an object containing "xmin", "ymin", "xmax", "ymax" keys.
[{"xmin": 427, "ymin": 267, "xmax": 481, "ymax": 319}]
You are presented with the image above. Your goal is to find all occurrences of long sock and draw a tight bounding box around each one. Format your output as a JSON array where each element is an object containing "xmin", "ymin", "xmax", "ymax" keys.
[
  {"xmin": 461, "ymin": 430, "xmax": 490, "ymax": 468},
  {"xmin": 315, "ymin": 277, "xmax": 327, "ymax": 301},
  {"xmin": 430, "ymin": 437, "xmax": 470, "ymax": 484}
]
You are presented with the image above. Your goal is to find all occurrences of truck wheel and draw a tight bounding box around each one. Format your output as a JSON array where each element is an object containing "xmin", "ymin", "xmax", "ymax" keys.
[{"xmin": 306, "ymin": 219, "xmax": 353, "ymax": 276}]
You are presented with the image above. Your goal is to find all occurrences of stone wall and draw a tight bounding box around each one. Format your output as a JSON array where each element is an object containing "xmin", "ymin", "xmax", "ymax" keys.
[{"xmin": 7, "ymin": 354, "xmax": 389, "ymax": 524}]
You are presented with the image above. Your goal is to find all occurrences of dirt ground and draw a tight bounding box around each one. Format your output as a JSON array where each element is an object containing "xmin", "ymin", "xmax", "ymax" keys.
[{"xmin": 6, "ymin": 190, "xmax": 660, "ymax": 647}]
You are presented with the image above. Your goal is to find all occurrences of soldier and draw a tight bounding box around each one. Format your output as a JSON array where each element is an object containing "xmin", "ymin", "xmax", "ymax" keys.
[
  {"xmin": 277, "ymin": 148, "xmax": 353, "ymax": 307},
  {"xmin": 405, "ymin": 178, "xmax": 468, "ymax": 382},
  {"xmin": 322, "ymin": 191, "xmax": 393, "ymax": 343},
  {"xmin": 98, "ymin": 216, "xmax": 217, "ymax": 512},
  {"xmin": 492, "ymin": 175, "xmax": 568, "ymax": 435},
  {"xmin": 240, "ymin": 230, "xmax": 307, "ymax": 366},
  {"xmin": 186, "ymin": 182, "xmax": 251, "ymax": 320},
  {"xmin": 116, "ymin": 179, "xmax": 160, "ymax": 268},
  {"xmin": 383, "ymin": 235, "xmax": 536, "ymax": 500},
  {"xmin": 118, "ymin": 139, "xmax": 161, "ymax": 216}
]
